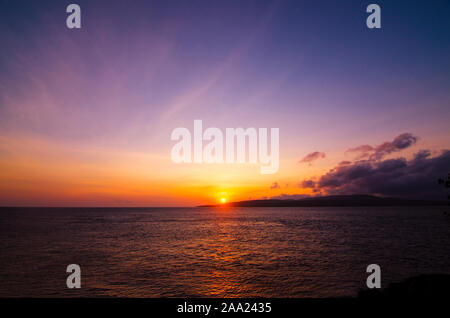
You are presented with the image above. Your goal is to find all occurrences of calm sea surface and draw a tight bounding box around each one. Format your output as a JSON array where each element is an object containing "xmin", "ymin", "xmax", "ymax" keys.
[{"xmin": 0, "ymin": 206, "xmax": 449, "ymax": 297}]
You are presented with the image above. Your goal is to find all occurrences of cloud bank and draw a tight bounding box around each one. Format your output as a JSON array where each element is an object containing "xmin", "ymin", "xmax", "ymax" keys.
[
  {"xmin": 297, "ymin": 134, "xmax": 449, "ymax": 199},
  {"xmin": 310, "ymin": 150, "xmax": 450, "ymax": 199}
]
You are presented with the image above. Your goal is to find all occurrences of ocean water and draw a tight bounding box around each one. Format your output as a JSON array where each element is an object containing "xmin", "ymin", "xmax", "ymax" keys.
[{"xmin": 0, "ymin": 206, "xmax": 449, "ymax": 297}]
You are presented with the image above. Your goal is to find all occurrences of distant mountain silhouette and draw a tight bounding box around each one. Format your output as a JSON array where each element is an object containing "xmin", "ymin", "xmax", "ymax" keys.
[{"xmin": 199, "ymin": 195, "xmax": 446, "ymax": 207}]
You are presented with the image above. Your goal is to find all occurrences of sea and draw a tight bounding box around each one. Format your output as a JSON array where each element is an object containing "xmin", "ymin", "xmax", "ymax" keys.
[{"xmin": 0, "ymin": 206, "xmax": 449, "ymax": 297}]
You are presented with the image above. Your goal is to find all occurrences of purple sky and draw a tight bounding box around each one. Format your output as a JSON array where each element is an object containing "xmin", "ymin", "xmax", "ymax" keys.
[{"xmin": 0, "ymin": 0, "xmax": 449, "ymax": 206}]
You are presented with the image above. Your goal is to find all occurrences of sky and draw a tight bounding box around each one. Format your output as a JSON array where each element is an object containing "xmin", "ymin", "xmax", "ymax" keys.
[{"xmin": 0, "ymin": 0, "xmax": 449, "ymax": 206}]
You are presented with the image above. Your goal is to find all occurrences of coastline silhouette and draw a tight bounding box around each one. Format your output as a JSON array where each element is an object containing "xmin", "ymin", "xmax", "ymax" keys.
[{"xmin": 200, "ymin": 194, "xmax": 447, "ymax": 208}]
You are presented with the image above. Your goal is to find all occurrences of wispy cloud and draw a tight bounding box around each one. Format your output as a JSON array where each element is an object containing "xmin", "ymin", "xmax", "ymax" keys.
[{"xmin": 299, "ymin": 151, "xmax": 326, "ymax": 164}]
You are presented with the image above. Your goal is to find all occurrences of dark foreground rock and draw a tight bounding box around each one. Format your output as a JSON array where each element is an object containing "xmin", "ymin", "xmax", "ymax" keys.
[{"xmin": 358, "ymin": 274, "xmax": 450, "ymax": 298}]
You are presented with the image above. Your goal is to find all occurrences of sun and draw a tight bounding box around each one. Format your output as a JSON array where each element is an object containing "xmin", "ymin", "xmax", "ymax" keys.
[{"xmin": 220, "ymin": 197, "xmax": 227, "ymax": 203}]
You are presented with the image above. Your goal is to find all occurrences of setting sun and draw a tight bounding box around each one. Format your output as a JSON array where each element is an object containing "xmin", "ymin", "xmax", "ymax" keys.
[{"xmin": 220, "ymin": 198, "xmax": 227, "ymax": 203}]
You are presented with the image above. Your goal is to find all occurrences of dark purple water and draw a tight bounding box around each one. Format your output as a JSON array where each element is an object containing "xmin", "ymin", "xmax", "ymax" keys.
[{"xmin": 0, "ymin": 206, "xmax": 449, "ymax": 297}]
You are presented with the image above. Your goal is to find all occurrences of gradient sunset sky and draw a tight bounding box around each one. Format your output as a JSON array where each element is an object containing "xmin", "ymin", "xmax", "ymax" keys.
[{"xmin": 1, "ymin": 0, "xmax": 449, "ymax": 206}]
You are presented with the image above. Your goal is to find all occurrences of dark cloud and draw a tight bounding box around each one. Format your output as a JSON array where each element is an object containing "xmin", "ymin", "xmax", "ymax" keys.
[
  {"xmin": 346, "ymin": 133, "xmax": 418, "ymax": 161},
  {"xmin": 314, "ymin": 150, "xmax": 450, "ymax": 199},
  {"xmin": 414, "ymin": 149, "xmax": 431, "ymax": 161},
  {"xmin": 299, "ymin": 151, "xmax": 326, "ymax": 164},
  {"xmin": 300, "ymin": 179, "xmax": 316, "ymax": 188},
  {"xmin": 270, "ymin": 182, "xmax": 280, "ymax": 189}
]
